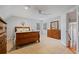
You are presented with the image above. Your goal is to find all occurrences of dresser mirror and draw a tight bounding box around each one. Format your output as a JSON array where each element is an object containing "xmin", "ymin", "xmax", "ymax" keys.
[
  {"xmin": 50, "ymin": 21, "xmax": 59, "ymax": 29},
  {"xmin": 0, "ymin": 18, "xmax": 6, "ymax": 34}
]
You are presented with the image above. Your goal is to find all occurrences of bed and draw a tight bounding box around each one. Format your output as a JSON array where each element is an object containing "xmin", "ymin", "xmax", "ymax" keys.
[{"xmin": 15, "ymin": 27, "xmax": 40, "ymax": 48}]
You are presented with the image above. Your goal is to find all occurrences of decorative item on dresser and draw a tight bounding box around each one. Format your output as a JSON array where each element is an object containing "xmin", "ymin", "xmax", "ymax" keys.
[
  {"xmin": 47, "ymin": 21, "xmax": 61, "ymax": 39},
  {"xmin": 0, "ymin": 17, "xmax": 7, "ymax": 54},
  {"xmin": 15, "ymin": 27, "xmax": 40, "ymax": 48}
]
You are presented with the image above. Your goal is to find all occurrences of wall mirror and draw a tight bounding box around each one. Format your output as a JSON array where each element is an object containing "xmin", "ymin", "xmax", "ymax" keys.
[
  {"xmin": 50, "ymin": 21, "xmax": 59, "ymax": 29},
  {"xmin": 0, "ymin": 17, "xmax": 7, "ymax": 34},
  {"xmin": 67, "ymin": 10, "xmax": 77, "ymax": 23}
]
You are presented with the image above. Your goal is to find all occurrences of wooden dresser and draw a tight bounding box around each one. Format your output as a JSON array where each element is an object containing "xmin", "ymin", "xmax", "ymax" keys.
[
  {"xmin": 47, "ymin": 21, "xmax": 61, "ymax": 39},
  {"xmin": 47, "ymin": 29, "xmax": 61, "ymax": 39},
  {"xmin": 16, "ymin": 32, "xmax": 40, "ymax": 48},
  {"xmin": 0, "ymin": 17, "xmax": 7, "ymax": 54}
]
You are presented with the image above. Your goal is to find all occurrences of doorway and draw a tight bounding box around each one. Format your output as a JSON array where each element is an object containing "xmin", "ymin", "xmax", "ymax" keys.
[
  {"xmin": 68, "ymin": 22, "xmax": 77, "ymax": 53},
  {"xmin": 66, "ymin": 9, "xmax": 78, "ymax": 53}
]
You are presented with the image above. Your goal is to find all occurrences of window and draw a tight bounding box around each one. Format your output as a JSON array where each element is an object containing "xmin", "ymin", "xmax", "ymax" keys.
[
  {"xmin": 43, "ymin": 23, "xmax": 47, "ymax": 30},
  {"xmin": 36, "ymin": 23, "xmax": 40, "ymax": 30}
]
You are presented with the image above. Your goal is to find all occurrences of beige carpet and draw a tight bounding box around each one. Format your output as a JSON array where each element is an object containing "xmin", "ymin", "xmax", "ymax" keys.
[{"xmin": 7, "ymin": 36, "xmax": 73, "ymax": 54}]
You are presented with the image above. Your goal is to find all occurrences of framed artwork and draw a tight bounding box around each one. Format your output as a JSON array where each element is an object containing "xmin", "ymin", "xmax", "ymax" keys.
[
  {"xmin": 67, "ymin": 10, "xmax": 76, "ymax": 22},
  {"xmin": 50, "ymin": 21, "xmax": 59, "ymax": 29}
]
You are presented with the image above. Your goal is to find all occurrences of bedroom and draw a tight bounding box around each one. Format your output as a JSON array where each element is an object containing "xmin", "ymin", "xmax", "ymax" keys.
[{"xmin": 0, "ymin": 5, "xmax": 79, "ymax": 54}]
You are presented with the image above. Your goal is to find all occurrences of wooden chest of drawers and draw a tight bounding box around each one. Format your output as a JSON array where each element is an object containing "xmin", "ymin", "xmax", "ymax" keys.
[
  {"xmin": 0, "ymin": 35, "xmax": 7, "ymax": 54},
  {"xmin": 47, "ymin": 29, "xmax": 61, "ymax": 39},
  {"xmin": 0, "ymin": 17, "xmax": 7, "ymax": 54},
  {"xmin": 16, "ymin": 32, "xmax": 40, "ymax": 47}
]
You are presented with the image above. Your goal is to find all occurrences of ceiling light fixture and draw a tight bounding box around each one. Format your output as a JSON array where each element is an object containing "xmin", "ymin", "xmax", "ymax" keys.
[
  {"xmin": 25, "ymin": 6, "xmax": 28, "ymax": 10},
  {"xmin": 24, "ymin": 5, "xmax": 30, "ymax": 10}
]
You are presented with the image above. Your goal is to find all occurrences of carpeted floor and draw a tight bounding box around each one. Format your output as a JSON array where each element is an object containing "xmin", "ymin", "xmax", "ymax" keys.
[{"xmin": 7, "ymin": 36, "xmax": 73, "ymax": 54}]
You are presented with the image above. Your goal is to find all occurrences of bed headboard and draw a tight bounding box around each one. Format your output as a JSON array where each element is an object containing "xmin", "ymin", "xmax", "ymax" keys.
[{"xmin": 15, "ymin": 27, "xmax": 30, "ymax": 32}]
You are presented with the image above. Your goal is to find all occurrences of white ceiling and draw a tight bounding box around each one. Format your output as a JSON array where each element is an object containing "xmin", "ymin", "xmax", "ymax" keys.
[
  {"xmin": 0, "ymin": 5, "xmax": 75, "ymax": 20},
  {"xmin": 31, "ymin": 5, "xmax": 75, "ymax": 19}
]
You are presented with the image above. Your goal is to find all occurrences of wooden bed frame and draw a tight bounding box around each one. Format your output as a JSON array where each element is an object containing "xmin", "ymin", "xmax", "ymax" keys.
[{"xmin": 15, "ymin": 27, "xmax": 40, "ymax": 48}]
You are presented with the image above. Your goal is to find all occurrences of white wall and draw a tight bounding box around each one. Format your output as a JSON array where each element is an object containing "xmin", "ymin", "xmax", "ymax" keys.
[
  {"xmin": 6, "ymin": 16, "xmax": 42, "ymax": 40},
  {"xmin": 60, "ymin": 14, "xmax": 67, "ymax": 46},
  {"xmin": 0, "ymin": 6, "xmax": 9, "ymax": 19}
]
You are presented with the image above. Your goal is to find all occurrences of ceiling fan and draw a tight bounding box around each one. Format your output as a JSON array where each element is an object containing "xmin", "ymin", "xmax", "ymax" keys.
[{"xmin": 38, "ymin": 9, "xmax": 51, "ymax": 15}]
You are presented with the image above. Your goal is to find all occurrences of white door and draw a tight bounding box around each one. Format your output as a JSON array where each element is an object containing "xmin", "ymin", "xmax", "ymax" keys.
[{"xmin": 69, "ymin": 22, "xmax": 77, "ymax": 49}]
